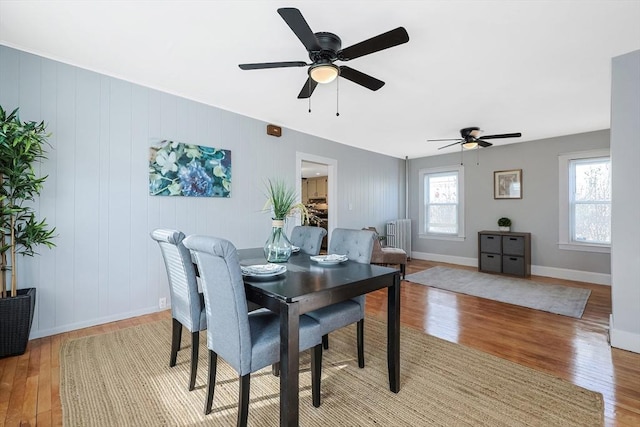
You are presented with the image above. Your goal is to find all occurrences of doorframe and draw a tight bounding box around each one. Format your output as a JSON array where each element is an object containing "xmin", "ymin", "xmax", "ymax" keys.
[{"xmin": 296, "ymin": 152, "xmax": 338, "ymax": 247}]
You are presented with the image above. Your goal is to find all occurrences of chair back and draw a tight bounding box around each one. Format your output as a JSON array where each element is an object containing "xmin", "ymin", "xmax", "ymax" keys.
[
  {"xmin": 150, "ymin": 229, "xmax": 204, "ymax": 332},
  {"xmin": 364, "ymin": 227, "xmax": 407, "ymax": 265},
  {"xmin": 329, "ymin": 228, "xmax": 376, "ymax": 264},
  {"xmin": 290, "ymin": 225, "xmax": 327, "ymax": 255},
  {"xmin": 364, "ymin": 227, "xmax": 385, "ymax": 263},
  {"xmin": 182, "ymin": 235, "xmax": 252, "ymax": 375}
]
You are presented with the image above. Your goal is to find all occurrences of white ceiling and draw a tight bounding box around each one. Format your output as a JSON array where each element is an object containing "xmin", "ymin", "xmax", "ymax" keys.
[
  {"xmin": 301, "ymin": 161, "xmax": 328, "ymax": 179},
  {"xmin": 1, "ymin": 1, "xmax": 638, "ymax": 159}
]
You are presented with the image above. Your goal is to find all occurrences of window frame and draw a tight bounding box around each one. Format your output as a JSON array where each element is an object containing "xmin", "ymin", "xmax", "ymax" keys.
[
  {"xmin": 418, "ymin": 165, "xmax": 465, "ymax": 241},
  {"xmin": 558, "ymin": 149, "xmax": 611, "ymax": 253}
]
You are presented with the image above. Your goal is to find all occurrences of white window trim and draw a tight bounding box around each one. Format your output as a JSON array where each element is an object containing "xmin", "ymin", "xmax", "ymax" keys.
[
  {"xmin": 418, "ymin": 165, "xmax": 465, "ymax": 242},
  {"xmin": 558, "ymin": 149, "xmax": 611, "ymax": 253}
]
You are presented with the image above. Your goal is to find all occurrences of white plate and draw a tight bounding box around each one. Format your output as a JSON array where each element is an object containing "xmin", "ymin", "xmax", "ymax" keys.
[
  {"xmin": 291, "ymin": 246, "xmax": 300, "ymax": 253},
  {"xmin": 241, "ymin": 264, "xmax": 287, "ymax": 277},
  {"xmin": 310, "ymin": 254, "xmax": 348, "ymax": 265}
]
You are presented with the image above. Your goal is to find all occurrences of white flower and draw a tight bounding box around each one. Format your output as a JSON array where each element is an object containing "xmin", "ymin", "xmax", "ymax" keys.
[{"xmin": 156, "ymin": 150, "xmax": 178, "ymax": 175}]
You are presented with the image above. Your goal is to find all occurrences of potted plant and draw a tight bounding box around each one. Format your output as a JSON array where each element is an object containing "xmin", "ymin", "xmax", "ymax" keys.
[
  {"xmin": 0, "ymin": 106, "xmax": 56, "ymax": 358},
  {"xmin": 498, "ymin": 217, "xmax": 512, "ymax": 232},
  {"xmin": 262, "ymin": 179, "xmax": 308, "ymax": 263}
]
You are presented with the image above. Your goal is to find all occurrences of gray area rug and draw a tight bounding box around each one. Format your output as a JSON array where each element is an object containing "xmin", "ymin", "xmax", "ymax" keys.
[{"xmin": 406, "ymin": 266, "xmax": 591, "ymax": 318}]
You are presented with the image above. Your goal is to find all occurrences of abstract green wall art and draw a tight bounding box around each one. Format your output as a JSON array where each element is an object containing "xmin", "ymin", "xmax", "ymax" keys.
[{"xmin": 149, "ymin": 140, "xmax": 231, "ymax": 197}]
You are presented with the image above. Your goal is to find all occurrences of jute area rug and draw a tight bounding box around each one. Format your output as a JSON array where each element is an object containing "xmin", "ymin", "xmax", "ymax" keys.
[
  {"xmin": 406, "ymin": 266, "xmax": 592, "ymax": 318},
  {"xmin": 60, "ymin": 318, "xmax": 603, "ymax": 426}
]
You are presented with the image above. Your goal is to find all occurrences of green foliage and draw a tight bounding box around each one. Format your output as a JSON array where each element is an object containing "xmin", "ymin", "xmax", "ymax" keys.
[
  {"xmin": 498, "ymin": 217, "xmax": 512, "ymax": 227},
  {"xmin": 0, "ymin": 105, "xmax": 56, "ymax": 297},
  {"xmin": 263, "ymin": 179, "xmax": 308, "ymax": 223}
]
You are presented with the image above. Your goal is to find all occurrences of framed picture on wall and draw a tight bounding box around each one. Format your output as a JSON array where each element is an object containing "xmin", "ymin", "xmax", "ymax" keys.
[
  {"xmin": 494, "ymin": 169, "xmax": 522, "ymax": 199},
  {"xmin": 149, "ymin": 139, "xmax": 232, "ymax": 197}
]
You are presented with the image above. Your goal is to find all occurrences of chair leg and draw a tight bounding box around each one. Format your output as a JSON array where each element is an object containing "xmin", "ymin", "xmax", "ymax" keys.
[
  {"xmin": 322, "ymin": 334, "xmax": 329, "ymax": 350},
  {"xmin": 357, "ymin": 319, "xmax": 365, "ymax": 368},
  {"xmin": 272, "ymin": 362, "xmax": 280, "ymax": 377},
  {"xmin": 204, "ymin": 350, "xmax": 218, "ymax": 415},
  {"xmin": 170, "ymin": 318, "xmax": 182, "ymax": 367},
  {"xmin": 311, "ymin": 344, "xmax": 322, "ymax": 408},
  {"xmin": 189, "ymin": 331, "xmax": 199, "ymax": 391},
  {"xmin": 238, "ymin": 374, "xmax": 250, "ymax": 427},
  {"xmin": 400, "ymin": 263, "xmax": 406, "ymax": 280}
]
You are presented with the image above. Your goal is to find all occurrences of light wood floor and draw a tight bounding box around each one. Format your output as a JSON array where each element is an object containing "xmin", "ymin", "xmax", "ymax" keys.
[{"xmin": 1, "ymin": 260, "xmax": 638, "ymax": 426}]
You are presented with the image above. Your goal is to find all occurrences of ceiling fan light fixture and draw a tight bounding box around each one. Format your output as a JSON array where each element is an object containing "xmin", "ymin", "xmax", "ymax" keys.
[
  {"xmin": 469, "ymin": 129, "xmax": 482, "ymax": 138},
  {"xmin": 462, "ymin": 141, "xmax": 478, "ymax": 149},
  {"xmin": 309, "ymin": 63, "xmax": 339, "ymax": 84}
]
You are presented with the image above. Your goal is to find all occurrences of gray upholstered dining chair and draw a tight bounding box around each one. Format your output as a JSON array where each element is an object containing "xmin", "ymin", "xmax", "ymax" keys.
[
  {"xmin": 290, "ymin": 225, "xmax": 327, "ymax": 255},
  {"xmin": 306, "ymin": 228, "xmax": 376, "ymax": 368},
  {"xmin": 150, "ymin": 228, "xmax": 206, "ymax": 391},
  {"xmin": 183, "ymin": 235, "xmax": 324, "ymax": 424}
]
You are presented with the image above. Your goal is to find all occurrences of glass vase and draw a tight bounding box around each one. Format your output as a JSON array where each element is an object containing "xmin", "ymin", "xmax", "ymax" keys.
[{"xmin": 264, "ymin": 219, "xmax": 292, "ymax": 263}]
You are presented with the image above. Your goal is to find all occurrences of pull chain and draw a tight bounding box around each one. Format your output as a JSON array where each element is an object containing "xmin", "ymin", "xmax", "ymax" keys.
[
  {"xmin": 476, "ymin": 146, "xmax": 480, "ymax": 165},
  {"xmin": 336, "ymin": 77, "xmax": 340, "ymax": 116},
  {"xmin": 308, "ymin": 78, "xmax": 312, "ymax": 113},
  {"xmin": 460, "ymin": 144, "xmax": 464, "ymax": 165}
]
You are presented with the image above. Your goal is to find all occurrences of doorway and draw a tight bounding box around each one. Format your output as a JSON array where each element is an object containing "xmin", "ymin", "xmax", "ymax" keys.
[{"xmin": 296, "ymin": 153, "xmax": 337, "ymax": 250}]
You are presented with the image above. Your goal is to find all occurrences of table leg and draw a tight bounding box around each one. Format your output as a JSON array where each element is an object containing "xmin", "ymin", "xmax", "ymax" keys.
[
  {"xmin": 279, "ymin": 302, "xmax": 300, "ymax": 427},
  {"xmin": 387, "ymin": 272, "xmax": 401, "ymax": 393}
]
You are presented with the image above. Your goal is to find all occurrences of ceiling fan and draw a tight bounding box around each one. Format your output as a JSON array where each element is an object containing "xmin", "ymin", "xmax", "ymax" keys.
[
  {"xmin": 238, "ymin": 8, "xmax": 409, "ymax": 99},
  {"xmin": 428, "ymin": 127, "xmax": 522, "ymax": 150}
]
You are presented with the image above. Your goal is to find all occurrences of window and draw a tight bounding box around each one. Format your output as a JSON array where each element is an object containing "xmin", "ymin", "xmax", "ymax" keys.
[
  {"xmin": 558, "ymin": 149, "xmax": 611, "ymax": 252},
  {"xmin": 419, "ymin": 166, "xmax": 465, "ymax": 241}
]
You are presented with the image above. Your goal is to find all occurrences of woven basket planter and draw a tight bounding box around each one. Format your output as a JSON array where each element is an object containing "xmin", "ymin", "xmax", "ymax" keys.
[{"xmin": 0, "ymin": 288, "xmax": 36, "ymax": 358}]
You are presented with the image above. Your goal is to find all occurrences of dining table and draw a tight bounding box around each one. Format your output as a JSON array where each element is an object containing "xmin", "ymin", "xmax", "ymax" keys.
[{"xmin": 237, "ymin": 248, "xmax": 401, "ymax": 427}]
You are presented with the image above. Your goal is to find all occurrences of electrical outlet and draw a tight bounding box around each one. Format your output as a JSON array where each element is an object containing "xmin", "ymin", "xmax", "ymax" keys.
[{"xmin": 159, "ymin": 297, "xmax": 167, "ymax": 309}]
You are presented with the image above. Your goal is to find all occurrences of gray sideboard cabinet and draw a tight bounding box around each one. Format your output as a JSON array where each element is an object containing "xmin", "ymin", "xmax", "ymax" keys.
[{"xmin": 478, "ymin": 231, "xmax": 531, "ymax": 277}]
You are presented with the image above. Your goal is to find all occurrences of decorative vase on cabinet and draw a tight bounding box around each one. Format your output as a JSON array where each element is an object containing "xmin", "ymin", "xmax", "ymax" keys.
[
  {"xmin": 497, "ymin": 217, "xmax": 511, "ymax": 232},
  {"xmin": 264, "ymin": 219, "xmax": 293, "ymax": 263}
]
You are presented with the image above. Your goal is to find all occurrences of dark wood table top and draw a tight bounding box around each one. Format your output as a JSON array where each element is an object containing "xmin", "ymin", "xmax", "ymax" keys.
[
  {"xmin": 236, "ymin": 247, "xmax": 401, "ymax": 426},
  {"xmin": 238, "ymin": 247, "xmax": 397, "ymax": 313}
]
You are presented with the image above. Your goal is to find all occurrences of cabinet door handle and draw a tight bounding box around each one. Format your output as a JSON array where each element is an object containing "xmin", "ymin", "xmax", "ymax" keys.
[
  {"xmin": 487, "ymin": 255, "xmax": 494, "ymax": 258},
  {"xmin": 509, "ymin": 237, "xmax": 517, "ymax": 241},
  {"xmin": 487, "ymin": 236, "xmax": 494, "ymax": 240},
  {"xmin": 510, "ymin": 257, "xmax": 518, "ymax": 261}
]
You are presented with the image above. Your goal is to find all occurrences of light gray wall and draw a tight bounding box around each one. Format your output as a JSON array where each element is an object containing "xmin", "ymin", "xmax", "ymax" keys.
[
  {"xmin": 0, "ymin": 45, "xmax": 405, "ymax": 338},
  {"xmin": 610, "ymin": 49, "xmax": 640, "ymax": 353},
  {"xmin": 408, "ymin": 130, "xmax": 611, "ymax": 276}
]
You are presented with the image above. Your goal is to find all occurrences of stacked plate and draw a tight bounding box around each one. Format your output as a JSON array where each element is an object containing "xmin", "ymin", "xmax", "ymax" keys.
[
  {"xmin": 291, "ymin": 245, "xmax": 301, "ymax": 253},
  {"xmin": 241, "ymin": 263, "xmax": 287, "ymax": 278},
  {"xmin": 310, "ymin": 254, "xmax": 349, "ymax": 265}
]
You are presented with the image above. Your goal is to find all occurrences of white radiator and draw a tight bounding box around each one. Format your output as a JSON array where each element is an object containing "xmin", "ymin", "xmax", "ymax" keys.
[{"xmin": 386, "ymin": 219, "xmax": 411, "ymax": 259}]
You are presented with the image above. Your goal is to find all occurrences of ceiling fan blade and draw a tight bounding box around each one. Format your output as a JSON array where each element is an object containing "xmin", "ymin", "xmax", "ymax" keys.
[
  {"xmin": 297, "ymin": 77, "xmax": 319, "ymax": 99},
  {"xmin": 337, "ymin": 27, "xmax": 409, "ymax": 61},
  {"xmin": 339, "ymin": 66, "xmax": 385, "ymax": 91},
  {"xmin": 428, "ymin": 138, "xmax": 462, "ymax": 142},
  {"xmin": 277, "ymin": 8, "xmax": 321, "ymax": 52},
  {"xmin": 239, "ymin": 61, "xmax": 307, "ymax": 70},
  {"xmin": 479, "ymin": 132, "xmax": 522, "ymax": 140},
  {"xmin": 438, "ymin": 140, "xmax": 463, "ymax": 150},
  {"xmin": 477, "ymin": 139, "xmax": 493, "ymax": 148}
]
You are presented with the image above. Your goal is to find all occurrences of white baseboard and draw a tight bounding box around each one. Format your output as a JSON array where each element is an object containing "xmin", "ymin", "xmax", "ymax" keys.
[
  {"xmin": 411, "ymin": 252, "xmax": 477, "ymax": 267},
  {"xmin": 410, "ymin": 252, "xmax": 611, "ymax": 285},
  {"xmin": 532, "ymin": 265, "xmax": 610, "ymax": 285},
  {"xmin": 29, "ymin": 305, "xmax": 163, "ymax": 339},
  {"xmin": 610, "ymin": 314, "xmax": 640, "ymax": 353}
]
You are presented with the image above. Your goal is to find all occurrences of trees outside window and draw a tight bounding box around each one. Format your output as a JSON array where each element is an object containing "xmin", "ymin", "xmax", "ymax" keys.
[
  {"xmin": 419, "ymin": 165, "xmax": 465, "ymax": 241},
  {"xmin": 558, "ymin": 149, "xmax": 611, "ymax": 253}
]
